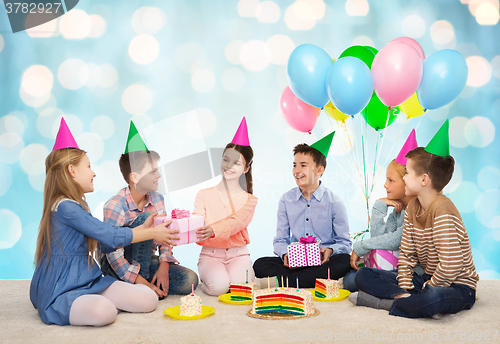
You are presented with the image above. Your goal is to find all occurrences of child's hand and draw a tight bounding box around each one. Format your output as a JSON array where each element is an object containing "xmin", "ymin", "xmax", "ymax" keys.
[
  {"xmin": 350, "ymin": 252, "xmax": 361, "ymax": 270},
  {"xmin": 143, "ymin": 212, "xmax": 158, "ymax": 228},
  {"xmin": 151, "ymin": 261, "xmax": 170, "ymax": 296},
  {"xmin": 379, "ymin": 198, "xmax": 404, "ymax": 212},
  {"xmin": 320, "ymin": 247, "xmax": 333, "ymax": 264},
  {"xmin": 283, "ymin": 254, "xmax": 289, "ymax": 267},
  {"xmin": 197, "ymin": 225, "xmax": 214, "ymax": 241},
  {"xmin": 155, "ymin": 221, "xmax": 180, "ymax": 246}
]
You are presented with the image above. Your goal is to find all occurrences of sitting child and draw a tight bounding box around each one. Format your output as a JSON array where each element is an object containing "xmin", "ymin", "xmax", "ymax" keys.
[
  {"xmin": 343, "ymin": 130, "xmax": 421, "ymax": 291},
  {"xmin": 100, "ymin": 121, "xmax": 198, "ymax": 298},
  {"xmin": 253, "ymin": 132, "xmax": 352, "ymax": 288},
  {"xmin": 30, "ymin": 118, "xmax": 175, "ymax": 326},
  {"xmin": 194, "ymin": 117, "xmax": 258, "ymax": 296},
  {"xmin": 350, "ymin": 121, "xmax": 479, "ymax": 318}
]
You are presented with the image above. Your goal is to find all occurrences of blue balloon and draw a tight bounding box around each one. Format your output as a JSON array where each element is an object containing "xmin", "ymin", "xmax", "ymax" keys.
[
  {"xmin": 287, "ymin": 44, "xmax": 334, "ymax": 108},
  {"xmin": 325, "ymin": 57, "xmax": 374, "ymax": 116},
  {"xmin": 417, "ymin": 49, "xmax": 468, "ymax": 110}
]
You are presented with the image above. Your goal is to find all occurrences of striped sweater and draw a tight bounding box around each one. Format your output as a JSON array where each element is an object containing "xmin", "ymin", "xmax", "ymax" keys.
[{"xmin": 397, "ymin": 195, "xmax": 479, "ymax": 290}]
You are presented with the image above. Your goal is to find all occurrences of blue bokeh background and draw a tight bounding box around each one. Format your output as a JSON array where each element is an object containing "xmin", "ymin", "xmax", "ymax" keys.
[{"xmin": 0, "ymin": 0, "xmax": 499, "ymax": 279}]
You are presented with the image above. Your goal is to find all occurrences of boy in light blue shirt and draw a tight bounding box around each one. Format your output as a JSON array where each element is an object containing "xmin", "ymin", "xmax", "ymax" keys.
[{"xmin": 253, "ymin": 132, "xmax": 352, "ymax": 288}]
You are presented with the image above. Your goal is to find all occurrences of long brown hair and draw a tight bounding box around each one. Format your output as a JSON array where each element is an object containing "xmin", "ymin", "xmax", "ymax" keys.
[
  {"xmin": 224, "ymin": 143, "xmax": 254, "ymax": 194},
  {"xmin": 35, "ymin": 148, "xmax": 97, "ymax": 266}
]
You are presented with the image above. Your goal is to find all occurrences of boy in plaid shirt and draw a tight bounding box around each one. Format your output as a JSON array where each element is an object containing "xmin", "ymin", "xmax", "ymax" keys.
[{"xmin": 100, "ymin": 122, "xmax": 198, "ymax": 298}]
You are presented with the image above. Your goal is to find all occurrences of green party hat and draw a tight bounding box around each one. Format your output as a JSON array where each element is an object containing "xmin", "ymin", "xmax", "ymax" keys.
[
  {"xmin": 424, "ymin": 120, "xmax": 450, "ymax": 157},
  {"xmin": 311, "ymin": 131, "xmax": 335, "ymax": 158},
  {"xmin": 124, "ymin": 121, "xmax": 149, "ymax": 154}
]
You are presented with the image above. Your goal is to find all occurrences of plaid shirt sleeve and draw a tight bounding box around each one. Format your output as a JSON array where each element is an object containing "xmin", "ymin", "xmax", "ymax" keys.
[
  {"xmin": 159, "ymin": 245, "xmax": 178, "ymax": 264},
  {"xmin": 103, "ymin": 197, "xmax": 141, "ymax": 283},
  {"xmin": 106, "ymin": 247, "xmax": 140, "ymax": 283}
]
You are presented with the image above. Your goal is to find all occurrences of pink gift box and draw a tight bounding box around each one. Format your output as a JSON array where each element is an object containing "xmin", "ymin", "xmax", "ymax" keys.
[
  {"xmin": 364, "ymin": 249, "xmax": 399, "ymax": 270},
  {"xmin": 287, "ymin": 236, "xmax": 321, "ymax": 268},
  {"xmin": 153, "ymin": 209, "xmax": 204, "ymax": 246}
]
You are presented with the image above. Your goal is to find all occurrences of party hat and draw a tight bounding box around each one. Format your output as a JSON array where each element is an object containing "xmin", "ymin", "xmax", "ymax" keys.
[
  {"xmin": 395, "ymin": 129, "xmax": 418, "ymax": 165},
  {"xmin": 231, "ymin": 117, "xmax": 250, "ymax": 146},
  {"xmin": 425, "ymin": 120, "xmax": 450, "ymax": 157},
  {"xmin": 311, "ymin": 131, "xmax": 335, "ymax": 158},
  {"xmin": 52, "ymin": 117, "xmax": 79, "ymax": 151},
  {"xmin": 124, "ymin": 121, "xmax": 149, "ymax": 154}
]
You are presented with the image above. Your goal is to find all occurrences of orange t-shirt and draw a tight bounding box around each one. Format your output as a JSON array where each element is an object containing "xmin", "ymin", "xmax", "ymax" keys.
[{"xmin": 193, "ymin": 187, "xmax": 258, "ymax": 248}]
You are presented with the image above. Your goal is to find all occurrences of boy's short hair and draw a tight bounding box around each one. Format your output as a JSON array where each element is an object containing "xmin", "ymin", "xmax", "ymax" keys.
[
  {"xmin": 119, "ymin": 150, "xmax": 160, "ymax": 184},
  {"xmin": 293, "ymin": 143, "xmax": 327, "ymax": 170},
  {"xmin": 405, "ymin": 147, "xmax": 454, "ymax": 192}
]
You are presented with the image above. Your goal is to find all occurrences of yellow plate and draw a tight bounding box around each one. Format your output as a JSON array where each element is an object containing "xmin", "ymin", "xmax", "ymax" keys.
[
  {"xmin": 310, "ymin": 289, "xmax": 350, "ymax": 301},
  {"xmin": 164, "ymin": 305, "xmax": 216, "ymax": 320},
  {"xmin": 218, "ymin": 293, "xmax": 252, "ymax": 305}
]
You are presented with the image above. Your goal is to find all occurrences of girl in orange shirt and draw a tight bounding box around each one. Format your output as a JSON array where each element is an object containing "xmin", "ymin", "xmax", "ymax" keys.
[{"xmin": 194, "ymin": 118, "xmax": 258, "ymax": 296}]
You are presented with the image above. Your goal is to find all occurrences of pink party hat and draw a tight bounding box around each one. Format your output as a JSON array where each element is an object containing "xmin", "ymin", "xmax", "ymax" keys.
[
  {"xmin": 52, "ymin": 117, "xmax": 79, "ymax": 151},
  {"xmin": 395, "ymin": 129, "xmax": 417, "ymax": 165},
  {"xmin": 231, "ymin": 117, "xmax": 250, "ymax": 146}
]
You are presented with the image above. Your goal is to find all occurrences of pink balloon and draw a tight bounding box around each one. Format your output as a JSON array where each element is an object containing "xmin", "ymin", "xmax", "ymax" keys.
[
  {"xmin": 390, "ymin": 37, "xmax": 425, "ymax": 60},
  {"xmin": 371, "ymin": 42, "xmax": 423, "ymax": 107},
  {"xmin": 280, "ymin": 86, "xmax": 320, "ymax": 133}
]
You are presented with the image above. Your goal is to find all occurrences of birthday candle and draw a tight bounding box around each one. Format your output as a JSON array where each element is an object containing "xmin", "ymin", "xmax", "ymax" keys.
[
  {"xmin": 191, "ymin": 282, "xmax": 194, "ymax": 295},
  {"xmin": 267, "ymin": 276, "xmax": 270, "ymax": 289},
  {"xmin": 275, "ymin": 277, "xmax": 278, "ymax": 291},
  {"xmin": 281, "ymin": 275, "xmax": 284, "ymax": 289},
  {"xmin": 296, "ymin": 277, "xmax": 299, "ymax": 291},
  {"xmin": 287, "ymin": 276, "xmax": 289, "ymax": 288},
  {"xmin": 328, "ymin": 267, "xmax": 330, "ymax": 280},
  {"xmin": 246, "ymin": 270, "xmax": 248, "ymax": 284}
]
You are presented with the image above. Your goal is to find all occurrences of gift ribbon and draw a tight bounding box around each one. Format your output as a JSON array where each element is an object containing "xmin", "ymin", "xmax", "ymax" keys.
[
  {"xmin": 171, "ymin": 208, "xmax": 190, "ymax": 219},
  {"xmin": 299, "ymin": 235, "xmax": 317, "ymax": 244},
  {"xmin": 298, "ymin": 236, "xmax": 318, "ymax": 266}
]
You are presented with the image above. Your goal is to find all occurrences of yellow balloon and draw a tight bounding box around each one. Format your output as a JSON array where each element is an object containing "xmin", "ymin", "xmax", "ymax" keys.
[
  {"xmin": 324, "ymin": 102, "xmax": 349, "ymax": 122},
  {"xmin": 400, "ymin": 92, "xmax": 425, "ymax": 118}
]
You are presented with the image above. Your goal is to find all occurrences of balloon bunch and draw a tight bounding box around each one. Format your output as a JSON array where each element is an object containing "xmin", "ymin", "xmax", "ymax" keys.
[{"xmin": 279, "ymin": 37, "xmax": 468, "ymax": 225}]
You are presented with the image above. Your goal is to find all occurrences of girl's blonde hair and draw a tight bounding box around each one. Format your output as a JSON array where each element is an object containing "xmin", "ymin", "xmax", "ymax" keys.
[
  {"xmin": 388, "ymin": 159, "xmax": 406, "ymax": 178},
  {"xmin": 35, "ymin": 148, "xmax": 97, "ymax": 266}
]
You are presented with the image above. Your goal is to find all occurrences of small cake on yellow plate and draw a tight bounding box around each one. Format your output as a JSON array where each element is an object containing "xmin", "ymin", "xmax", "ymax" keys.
[
  {"xmin": 315, "ymin": 279, "xmax": 340, "ymax": 299},
  {"xmin": 180, "ymin": 293, "xmax": 202, "ymax": 316}
]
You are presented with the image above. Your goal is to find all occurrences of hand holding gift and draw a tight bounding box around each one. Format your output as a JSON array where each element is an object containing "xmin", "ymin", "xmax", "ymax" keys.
[{"xmin": 196, "ymin": 224, "xmax": 214, "ymax": 241}]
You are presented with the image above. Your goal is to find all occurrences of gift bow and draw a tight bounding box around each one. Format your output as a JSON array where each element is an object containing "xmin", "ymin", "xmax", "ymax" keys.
[
  {"xmin": 299, "ymin": 235, "xmax": 318, "ymax": 244},
  {"xmin": 171, "ymin": 208, "xmax": 190, "ymax": 219}
]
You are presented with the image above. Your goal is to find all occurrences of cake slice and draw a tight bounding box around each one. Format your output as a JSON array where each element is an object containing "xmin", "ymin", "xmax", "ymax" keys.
[
  {"xmin": 252, "ymin": 288, "xmax": 314, "ymax": 316},
  {"xmin": 230, "ymin": 282, "xmax": 256, "ymax": 301},
  {"xmin": 315, "ymin": 278, "xmax": 340, "ymax": 298},
  {"xmin": 180, "ymin": 294, "xmax": 202, "ymax": 316}
]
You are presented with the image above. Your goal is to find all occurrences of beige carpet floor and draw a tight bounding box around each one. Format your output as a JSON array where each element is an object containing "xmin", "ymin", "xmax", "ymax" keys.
[{"xmin": 1, "ymin": 279, "xmax": 499, "ymax": 344}]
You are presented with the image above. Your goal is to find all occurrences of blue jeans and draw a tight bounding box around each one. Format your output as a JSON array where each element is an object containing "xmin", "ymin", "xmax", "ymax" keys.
[
  {"xmin": 355, "ymin": 267, "xmax": 476, "ymax": 318},
  {"xmin": 101, "ymin": 212, "xmax": 199, "ymax": 295},
  {"xmin": 342, "ymin": 270, "xmax": 358, "ymax": 292}
]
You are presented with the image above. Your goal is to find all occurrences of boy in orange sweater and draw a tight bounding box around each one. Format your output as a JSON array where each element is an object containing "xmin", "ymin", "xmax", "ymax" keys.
[{"xmin": 350, "ymin": 120, "xmax": 479, "ymax": 318}]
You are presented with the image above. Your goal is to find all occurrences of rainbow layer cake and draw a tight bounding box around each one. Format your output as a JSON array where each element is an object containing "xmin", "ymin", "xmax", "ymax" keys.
[
  {"xmin": 230, "ymin": 282, "xmax": 256, "ymax": 301},
  {"xmin": 252, "ymin": 288, "xmax": 314, "ymax": 316},
  {"xmin": 180, "ymin": 294, "xmax": 202, "ymax": 316},
  {"xmin": 314, "ymin": 278, "xmax": 340, "ymax": 298}
]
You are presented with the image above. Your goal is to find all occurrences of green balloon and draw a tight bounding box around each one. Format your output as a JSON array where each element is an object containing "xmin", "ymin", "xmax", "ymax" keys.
[
  {"xmin": 338, "ymin": 45, "xmax": 376, "ymax": 69},
  {"xmin": 361, "ymin": 92, "xmax": 400, "ymax": 131},
  {"xmin": 364, "ymin": 46, "xmax": 378, "ymax": 56}
]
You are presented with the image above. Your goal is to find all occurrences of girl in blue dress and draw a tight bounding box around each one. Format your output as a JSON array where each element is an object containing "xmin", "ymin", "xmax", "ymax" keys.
[{"xmin": 30, "ymin": 125, "xmax": 178, "ymax": 326}]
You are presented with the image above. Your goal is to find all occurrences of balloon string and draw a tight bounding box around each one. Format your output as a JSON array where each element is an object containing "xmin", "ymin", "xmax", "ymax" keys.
[
  {"xmin": 369, "ymin": 107, "xmax": 391, "ymax": 199},
  {"xmin": 370, "ymin": 115, "xmax": 409, "ymax": 196},
  {"xmin": 361, "ymin": 117, "xmax": 370, "ymax": 226},
  {"xmin": 414, "ymin": 113, "xmax": 424, "ymax": 131},
  {"xmin": 325, "ymin": 111, "xmax": 367, "ymax": 199}
]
